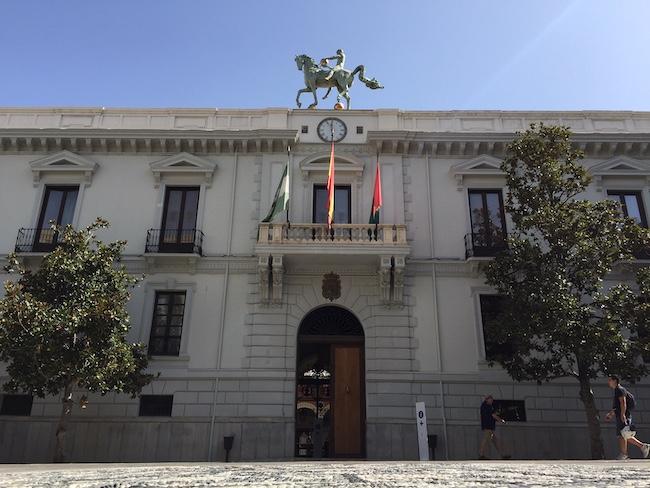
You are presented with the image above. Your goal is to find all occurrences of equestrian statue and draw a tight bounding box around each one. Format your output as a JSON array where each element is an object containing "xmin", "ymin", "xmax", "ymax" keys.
[{"xmin": 295, "ymin": 49, "xmax": 383, "ymax": 109}]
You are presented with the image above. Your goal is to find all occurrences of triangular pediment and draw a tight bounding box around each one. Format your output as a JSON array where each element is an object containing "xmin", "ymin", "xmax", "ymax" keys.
[
  {"xmin": 590, "ymin": 156, "xmax": 650, "ymax": 176},
  {"xmin": 149, "ymin": 152, "xmax": 217, "ymax": 187},
  {"xmin": 450, "ymin": 155, "xmax": 503, "ymax": 190},
  {"xmin": 30, "ymin": 150, "xmax": 97, "ymax": 171},
  {"xmin": 29, "ymin": 150, "xmax": 98, "ymax": 185},
  {"xmin": 450, "ymin": 155, "xmax": 503, "ymax": 175}
]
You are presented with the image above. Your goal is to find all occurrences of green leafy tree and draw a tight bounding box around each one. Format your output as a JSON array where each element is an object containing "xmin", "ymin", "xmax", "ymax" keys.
[
  {"xmin": 0, "ymin": 219, "xmax": 152, "ymax": 462},
  {"xmin": 484, "ymin": 124, "xmax": 650, "ymax": 459}
]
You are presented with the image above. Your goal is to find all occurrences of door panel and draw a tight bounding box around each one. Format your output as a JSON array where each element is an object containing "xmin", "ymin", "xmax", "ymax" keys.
[{"xmin": 333, "ymin": 344, "xmax": 362, "ymax": 457}]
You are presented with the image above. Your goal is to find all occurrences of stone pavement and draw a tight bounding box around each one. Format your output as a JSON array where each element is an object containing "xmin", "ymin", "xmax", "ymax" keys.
[{"xmin": 1, "ymin": 461, "xmax": 650, "ymax": 488}]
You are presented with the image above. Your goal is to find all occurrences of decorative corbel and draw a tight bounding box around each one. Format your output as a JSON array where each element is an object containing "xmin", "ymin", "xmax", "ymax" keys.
[
  {"xmin": 271, "ymin": 254, "xmax": 284, "ymax": 305},
  {"xmin": 455, "ymin": 174, "xmax": 464, "ymax": 191},
  {"xmin": 392, "ymin": 256, "xmax": 405, "ymax": 307},
  {"xmin": 378, "ymin": 255, "xmax": 392, "ymax": 304},
  {"xmin": 258, "ymin": 254, "xmax": 271, "ymax": 304},
  {"xmin": 593, "ymin": 175, "xmax": 603, "ymax": 192}
]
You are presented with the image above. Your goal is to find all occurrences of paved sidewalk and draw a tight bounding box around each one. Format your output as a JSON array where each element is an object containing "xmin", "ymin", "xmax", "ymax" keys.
[{"xmin": 1, "ymin": 461, "xmax": 649, "ymax": 487}]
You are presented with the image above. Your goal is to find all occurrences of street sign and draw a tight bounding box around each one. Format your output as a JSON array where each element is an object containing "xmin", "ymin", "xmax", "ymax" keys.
[{"xmin": 415, "ymin": 401, "xmax": 429, "ymax": 461}]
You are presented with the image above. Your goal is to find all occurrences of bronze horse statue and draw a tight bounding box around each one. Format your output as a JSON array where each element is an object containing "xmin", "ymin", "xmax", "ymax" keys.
[{"xmin": 294, "ymin": 54, "xmax": 383, "ymax": 109}]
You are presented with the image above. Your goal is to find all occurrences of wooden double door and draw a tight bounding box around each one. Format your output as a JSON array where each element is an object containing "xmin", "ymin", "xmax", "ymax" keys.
[{"xmin": 295, "ymin": 340, "xmax": 365, "ymax": 458}]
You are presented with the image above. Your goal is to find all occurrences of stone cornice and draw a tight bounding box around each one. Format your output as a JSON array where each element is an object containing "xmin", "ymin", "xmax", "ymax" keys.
[
  {"xmin": 367, "ymin": 131, "xmax": 650, "ymax": 157},
  {"xmin": 0, "ymin": 128, "xmax": 297, "ymax": 154}
]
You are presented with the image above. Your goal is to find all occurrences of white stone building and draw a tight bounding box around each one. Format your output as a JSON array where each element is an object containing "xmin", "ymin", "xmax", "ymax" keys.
[{"xmin": 0, "ymin": 107, "xmax": 649, "ymax": 462}]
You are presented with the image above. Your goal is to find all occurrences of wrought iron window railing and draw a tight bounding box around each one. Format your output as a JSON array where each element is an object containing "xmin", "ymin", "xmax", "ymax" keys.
[{"xmin": 145, "ymin": 228, "xmax": 204, "ymax": 255}]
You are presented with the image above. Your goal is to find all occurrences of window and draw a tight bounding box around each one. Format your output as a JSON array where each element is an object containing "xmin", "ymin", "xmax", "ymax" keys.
[
  {"xmin": 313, "ymin": 184, "xmax": 351, "ymax": 224},
  {"xmin": 160, "ymin": 186, "xmax": 200, "ymax": 252},
  {"xmin": 0, "ymin": 394, "xmax": 33, "ymax": 416},
  {"xmin": 34, "ymin": 186, "xmax": 79, "ymax": 251},
  {"xmin": 149, "ymin": 291, "xmax": 186, "ymax": 356},
  {"xmin": 356, "ymin": 126, "xmax": 364, "ymax": 134},
  {"xmin": 608, "ymin": 191, "xmax": 648, "ymax": 227},
  {"xmin": 492, "ymin": 400, "xmax": 526, "ymax": 422},
  {"xmin": 479, "ymin": 295, "xmax": 513, "ymax": 361},
  {"xmin": 468, "ymin": 190, "xmax": 507, "ymax": 256},
  {"xmin": 301, "ymin": 125, "xmax": 309, "ymax": 134},
  {"xmin": 139, "ymin": 395, "xmax": 173, "ymax": 416}
]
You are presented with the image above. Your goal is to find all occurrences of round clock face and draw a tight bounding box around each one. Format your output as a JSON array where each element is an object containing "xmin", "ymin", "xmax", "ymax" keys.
[{"xmin": 317, "ymin": 118, "xmax": 347, "ymax": 143}]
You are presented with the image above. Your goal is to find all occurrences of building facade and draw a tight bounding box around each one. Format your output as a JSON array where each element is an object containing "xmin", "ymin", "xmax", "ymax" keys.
[{"xmin": 0, "ymin": 107, "xmax": 649, "ymax": 462}]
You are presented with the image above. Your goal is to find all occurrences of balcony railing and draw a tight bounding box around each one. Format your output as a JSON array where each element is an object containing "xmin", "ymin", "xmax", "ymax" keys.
[
  {"xmin": 465, "ymin": 232, "xmax": 509, "ymax": 259},
  {"xmin": 258, "ymin": 223, "xmax": 407, "ymax": 246},
  {"xmin": 145, "ymin": 228, "xmax": 204, "ymax": 255},
  {"xmin": 15, "ymin": 228, "xmax": 61, "ymax": 253}
]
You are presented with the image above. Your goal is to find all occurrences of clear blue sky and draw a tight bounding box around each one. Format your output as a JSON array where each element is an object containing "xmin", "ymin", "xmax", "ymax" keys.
[{"xmin": 1, "ymin": 0, "xmax": 649, "ymax": 110}]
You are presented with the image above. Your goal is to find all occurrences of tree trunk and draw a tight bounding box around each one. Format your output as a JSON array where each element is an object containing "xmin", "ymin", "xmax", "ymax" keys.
[
  {"xmin": 578, "ymin": 373, "xmax": 605, "ymax": 459},
  {"xmin": 54, "ymin": 381, "xmax": 74, "ymax": 463}
]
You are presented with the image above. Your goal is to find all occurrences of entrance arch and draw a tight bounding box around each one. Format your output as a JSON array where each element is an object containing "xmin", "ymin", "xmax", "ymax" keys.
[{"xmin": 294, "ymin": 306, "xmax": 366, "ymax": 459}]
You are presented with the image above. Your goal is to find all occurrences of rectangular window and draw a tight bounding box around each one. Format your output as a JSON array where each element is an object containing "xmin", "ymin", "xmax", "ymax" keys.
[
  {"xmin": 492, "ymin": 399, "xmax": 526, "ymax": 422},
  {"xmin": 34, "ymin": 186, "xmax": 79, "ymax": 251},
  {"xmin": 149, "ymin": 291, "xmax": 186, "ymax": 356},
  {"xmin": 160, "ymin": 186, "xmax": 200, "ymax": 252},
  {"xmin": 139, "ymin": 395, "xmax": 173, "ymax": 416},
  {"xmin": 313, "ymin": 184, "xmax": 351, "ymax": 224},
  {"xmin": 607, "ymin": 191, "xmax": 648, "ymax": 227},
  {"xmin": 0, "ymin": 394, "xmax": 33, "ymax": 416},
  {"xmin": 479, "ymin": 294, "xmax": 513, "ymax": 361},
  {"xmin": 468, "ymin": 189, "xmax": 507, "ymax": 256}
]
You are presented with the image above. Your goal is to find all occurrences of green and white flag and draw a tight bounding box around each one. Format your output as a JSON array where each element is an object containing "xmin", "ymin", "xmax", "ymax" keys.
[{"xmin": 262, "ymin": 158, "xmax": 290, "ymax": 223}]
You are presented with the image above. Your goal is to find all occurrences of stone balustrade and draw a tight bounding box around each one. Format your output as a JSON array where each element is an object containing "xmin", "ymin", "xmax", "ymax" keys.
[{"xmin": 257, "ymin": 223, "xmax": 407, "ymax": 246}]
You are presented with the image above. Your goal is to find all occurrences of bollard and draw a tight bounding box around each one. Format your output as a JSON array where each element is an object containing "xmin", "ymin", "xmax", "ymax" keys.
[{"xmin": 224, "ymin": 435, "xmax": 235, "ymax": 462}]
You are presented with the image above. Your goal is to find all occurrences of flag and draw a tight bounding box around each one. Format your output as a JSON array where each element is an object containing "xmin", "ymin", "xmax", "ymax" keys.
[
  {"xmin": 369, "ymin": 156, "xmax": 382, "ymax": 225},
  {"xmin": 262, "ymin": 156, "xmax": 290, "ymax": 223},
  {"xmin": 326, "ymin": 140, "xmax": 335, "ymax": 228}
]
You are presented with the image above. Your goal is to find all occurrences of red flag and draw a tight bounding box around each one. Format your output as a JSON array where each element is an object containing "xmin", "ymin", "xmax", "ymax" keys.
[
  {"xmin": 369, "ymin": 156, "xmax": 382, "ymax": 225},
  {"xmin": 326, "ymin": 140, "xmax": 335, "ymax": 228}
]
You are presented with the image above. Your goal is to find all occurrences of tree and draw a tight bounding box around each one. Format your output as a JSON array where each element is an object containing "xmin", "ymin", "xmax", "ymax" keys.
[
  {"xmin": 484, "ymin": 124, "xmax": 650, "ymax": 459},
  {"xmin": 0, "ymin": 219, "xmax": 152, "ymax": 462}
]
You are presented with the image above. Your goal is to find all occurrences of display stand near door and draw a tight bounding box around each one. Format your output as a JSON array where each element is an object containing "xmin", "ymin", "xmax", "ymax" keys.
[{"xmin": 295, "ymin": 306, "xmax": 365, "ymax": 459}]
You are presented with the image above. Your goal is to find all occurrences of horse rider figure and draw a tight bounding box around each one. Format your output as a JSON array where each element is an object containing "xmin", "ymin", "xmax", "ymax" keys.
[{"xmin": 321, "ymin": 49, "xmax": 345, "ymax": 81}]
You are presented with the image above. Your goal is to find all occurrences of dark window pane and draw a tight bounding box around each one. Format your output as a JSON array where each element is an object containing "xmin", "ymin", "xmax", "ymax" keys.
[
  {"xmin": 313, "ymin": 185, "xmax": 351, "ymax": 224},
  {"xmin": 492, "ymin": 400, "xmax": 526, "ymax": 422},
  {"xmin": 139, "ymin": 395, "xmax": 173, "ymax": 416},
  {"xmin": 149, "ymin": 291, "xmax": 185, "ymax": 356},
  {"xmin": 479, "ymin": 295, "xmax": 513, "ymax": 361},
  {"xmin": 182, "ymin": 190, "xmax": 199, "ymax": 230},
  {"xmin": 163, "ymin": 190, "xmax": 183, "ymax": 232},
  {"xmin": 608, "ymin": 191, "xmax": 648, "ymax": 228},
  {"xmin": 41, "ymin": 190, "xmax": 64, "ymax": 226},
  {"xmin": 0, "ymin": 395, "xmax": 33, "ymax": 416},
  {"xmin": 60, "ymin": 190, "xmax": 79, "ymax": 226}
]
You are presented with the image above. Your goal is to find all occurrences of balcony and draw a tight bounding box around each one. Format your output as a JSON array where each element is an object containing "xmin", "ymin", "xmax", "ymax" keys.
[
  {"xmin": 145, "ymin": 229, "xmax": 204, "ymax": 256},
  {"xmin": 15, "ymin": 228, "xmax": 60, "ymax": 253},
  {"xmin": 257, "ymin": 223, "xmax": 408, "ymax": 255},
  {"xmin": 465, "ymin": 232, "xmax": 509, "ymax": 259}
]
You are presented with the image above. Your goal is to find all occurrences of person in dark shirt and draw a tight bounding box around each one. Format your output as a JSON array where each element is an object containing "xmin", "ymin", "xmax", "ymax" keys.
[
  {"xmin": 605, "ymin": 375, "xmax": 650, "ymax": 460},
  {"xmin": 479, "ymin": 395, "xmax": 509, "ymax": 459}
]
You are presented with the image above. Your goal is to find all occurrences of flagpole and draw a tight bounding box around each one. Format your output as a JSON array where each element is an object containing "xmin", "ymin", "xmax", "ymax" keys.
[
  {"xmin": 375, "ymin": 149, "xmax": 380, "ymax": 238},
  {"xmin": 286, "ymin": 145, "xmax": 291, "ymax": 230}
]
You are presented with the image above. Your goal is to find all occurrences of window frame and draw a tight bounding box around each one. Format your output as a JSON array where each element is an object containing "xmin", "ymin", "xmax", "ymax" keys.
[
  {"xmin": 148, "ymin": 290, "xmax": 187, "ymax": 357},
  {"xmin": 33, "ymin": 185, "xmax": 80, "ymax": 252},
  {"xmin": 139, "ymin": 394, "xmax": 173, "ymax": 417},
  {"xmin": 0, "ymin": 394, "xmax": 33, "ymax": 416},
  {"xmin": 607, "ymin": 190, "xmax": 648, "ymax": 228},
  {"xmin": 312, "ymin": 184, "xmax": 352, "ymax": 224},
  {"xmin": 467, "ymin": 188, "xmax": 508, "ymax": 254}
]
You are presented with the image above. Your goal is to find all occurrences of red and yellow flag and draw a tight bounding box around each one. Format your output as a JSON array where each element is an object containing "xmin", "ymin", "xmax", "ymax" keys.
[
  {"xmin": 326, "ymin": 140, "xmax": 335, "ymax": 227},
  {"xmin": 369, "ymin": 156, "xmax": 382, "ymax": 225}
]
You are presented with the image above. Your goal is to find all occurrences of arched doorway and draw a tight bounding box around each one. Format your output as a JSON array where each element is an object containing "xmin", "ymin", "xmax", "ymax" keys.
[{"xmin": 295, "ymin": 306, "xmax": 366, "ymax": 459}]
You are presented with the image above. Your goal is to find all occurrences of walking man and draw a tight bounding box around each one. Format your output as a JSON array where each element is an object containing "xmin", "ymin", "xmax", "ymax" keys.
[
  {"xmin": 605, "ymin": 375, "xmax": 650, "ymax": 460},
  {"xmin": 479, "ymin": 395, "xmax": 510, "ymax": 459}
]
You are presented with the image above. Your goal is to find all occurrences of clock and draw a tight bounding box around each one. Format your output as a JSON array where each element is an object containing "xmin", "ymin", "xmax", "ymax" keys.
[{"xmin": 317, "ymin": 118, "xmax": 347, "ymax": 143}]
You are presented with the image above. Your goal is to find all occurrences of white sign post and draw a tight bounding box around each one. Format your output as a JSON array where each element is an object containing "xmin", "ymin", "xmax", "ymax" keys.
[{"xmin": 415, "ymin": 401, "xmax": 430, "ymax": 461}]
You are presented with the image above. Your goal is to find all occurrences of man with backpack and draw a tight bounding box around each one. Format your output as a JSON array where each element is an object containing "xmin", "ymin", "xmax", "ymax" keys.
[{"xmin": 605, "ymin": 375, "xmax": 650, "ymax": 459}]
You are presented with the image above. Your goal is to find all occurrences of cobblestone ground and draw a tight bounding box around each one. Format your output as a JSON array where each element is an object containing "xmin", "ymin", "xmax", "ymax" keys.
[{"xmin": 1, "ymin": 461, "xmax": 650, "ymax": 488}]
